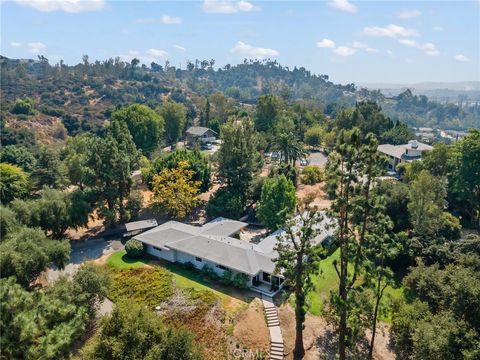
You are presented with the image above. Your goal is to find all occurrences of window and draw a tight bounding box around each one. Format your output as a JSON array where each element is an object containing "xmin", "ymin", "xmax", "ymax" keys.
[
  {"xmin": 153, "ymin": 246, "xmax": 162, "ymax": 252},
  {"xmin": 216, "ymin": 264, "xmax": 227, "ymax": 270},
  {"xmin": 195, "ymin": 257, "xmax": 202, "ymax": 262},
  {"xmin": 262, "ymin": 272, "xmax": 271, "ymax": 283}
]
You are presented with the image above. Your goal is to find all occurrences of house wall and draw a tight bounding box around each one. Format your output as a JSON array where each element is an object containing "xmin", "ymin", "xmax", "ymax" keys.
[{"xmin": 145, "ymin": 244, "xmax": 176, "ymax": 262}]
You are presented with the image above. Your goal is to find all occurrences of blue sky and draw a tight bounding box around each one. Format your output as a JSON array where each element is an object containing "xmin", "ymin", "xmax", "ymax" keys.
[{"xmin": 1, "ymin": 0, "xmax": 479, "ymax": 84}]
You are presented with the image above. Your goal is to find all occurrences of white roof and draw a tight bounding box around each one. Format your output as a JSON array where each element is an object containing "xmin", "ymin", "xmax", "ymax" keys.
[
  {"xmin": 125, "ymin": 219, "xmax": 158, "ymax": 232},
  {"xmin": 134, "ymin": 214, "xmax": 334, "ymax": 276}
]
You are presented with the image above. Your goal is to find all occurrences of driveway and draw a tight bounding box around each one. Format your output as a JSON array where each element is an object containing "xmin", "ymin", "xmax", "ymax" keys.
[
  {"xmin": 45, "ymin": 238, "xmax": 124, "ymax": 283},
  {"xmin": 308, "ymin": 151, "xmax": 328, "ymax": 167}
]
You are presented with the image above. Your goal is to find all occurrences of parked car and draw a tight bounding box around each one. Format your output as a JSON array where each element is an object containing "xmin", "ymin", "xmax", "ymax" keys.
[
  {"xmin": 300, "ymin": 158, "xmax": 309, "ymax": 166},
  {"xmin": 201, "ymin": 142, "xmax": 213, "ymax": 150}
]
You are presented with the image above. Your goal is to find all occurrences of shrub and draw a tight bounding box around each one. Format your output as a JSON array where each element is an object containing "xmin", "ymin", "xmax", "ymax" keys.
[
  {"xmin": 301, "ymin": 165, "xmax": 324, "ymax": 185},
  {"xmin": 233, "ymin": 273, "xmax": 250, "ymax": 289},
  {"xmin": 220, "ymin": 269, "xmax": 233, "ymax": 286},
  {"xmin": 125, "ymin": 239, "xmax": 145, "ymax": 258},
  {"xmin": 201, "ymin": 264, "xmax": 219, "ymax": 281},
  {"xmin": 11, "ymin": 98, "xmax": 36, "ymax": 115}
]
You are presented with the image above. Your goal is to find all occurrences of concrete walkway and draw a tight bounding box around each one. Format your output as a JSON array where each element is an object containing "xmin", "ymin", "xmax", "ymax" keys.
[{"xmin": 262, "ymin": 295, "xmax": 284, "ymax": 360}]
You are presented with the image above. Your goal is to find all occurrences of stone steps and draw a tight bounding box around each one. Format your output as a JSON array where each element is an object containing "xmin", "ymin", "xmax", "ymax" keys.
[{"xmin": 262, "ymin": 295, "xmax": 285, "ymax": 360}]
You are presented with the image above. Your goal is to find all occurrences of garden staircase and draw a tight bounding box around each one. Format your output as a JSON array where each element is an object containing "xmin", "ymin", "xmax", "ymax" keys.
[{"xmin": 262, "ymin": 295, "xmax": 284, "ymax": 360}]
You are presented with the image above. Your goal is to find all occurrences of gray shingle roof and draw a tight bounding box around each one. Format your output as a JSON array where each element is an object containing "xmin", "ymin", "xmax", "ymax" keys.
[
  {"xmin": 186, "ymin": 126, "xmax": 217, "ymax": 136},
  {"xmin": 134, "ymin": 214, "xmax": 334, "ymax": 277}
]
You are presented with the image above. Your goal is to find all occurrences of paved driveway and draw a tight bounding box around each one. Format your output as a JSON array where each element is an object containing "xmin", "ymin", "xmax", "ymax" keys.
[
  {"xmin": 46, "ymin": 238, "xmax": 124, "ymax": 283},
  {"xmin": 308, "ymin": 151, "xmax": 328, "ymax": 167}
]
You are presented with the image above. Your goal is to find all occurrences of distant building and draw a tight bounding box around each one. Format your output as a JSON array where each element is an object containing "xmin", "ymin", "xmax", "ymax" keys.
[
  {"xmin": 378, "ymin": 140, "xmax": 433, "ymax": 172},
  {"xmin": 185, "ymin": 126, "xmax": 217, "ymax": 144}
]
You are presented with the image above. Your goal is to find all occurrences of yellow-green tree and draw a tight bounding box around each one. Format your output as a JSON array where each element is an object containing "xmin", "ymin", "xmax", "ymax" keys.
[{"xmin": 152, "ymin": 161, "xmax": 200, "ymax": 219}]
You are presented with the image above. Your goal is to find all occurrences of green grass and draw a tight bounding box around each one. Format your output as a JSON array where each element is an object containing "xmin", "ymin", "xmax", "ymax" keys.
[
  {"xmin": 106, "ymin": 250, "xmax": 148, "ymax": 269},
  {"xmin": 291, "ymin": 249, "xmax": 404, "ymax": 323}
]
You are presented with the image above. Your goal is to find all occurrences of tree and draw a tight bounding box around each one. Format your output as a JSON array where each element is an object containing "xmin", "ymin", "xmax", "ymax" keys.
[
  {"xmin": 0, "ymin": 145, "xmax": 36, "ymax": 172},
  {"xmin": 257, "ymin": 175, "xmax": 296, "ymax": 230},
  {"xmin": 271, "ymin": 132, "xmax": 307, "ymax": 165},
  {"xmin": 206, "ymin": 187, "xmax": 245, "ymax": 219},
  {"xmin": 0, "ymin": 205, "xmax": 21, "ymax": 238},
  {"xmin": 325, "ymin": 129, "xmax": 387, "ymax": 359},
  {"xmin": 217, "ymin": 118, "xmax": 259, "ymax": 196},
  {"xmin": 11, "ymin": 188, "xmax": 91, "ymax": 238},
  {"xmin": 158, "ymin": 99, "xmax": 187, "ymax": 146},
  {"xmin": 0, "ymin": 163, "xmax": 29, "ymax": 204},
  {"xmin": 408, "ymin": 170, "xmax": 447, "ymax": 237},
  {"xmin": 85, "ymin": 121, "xmax": 139, "ymax": 225},
  {"xmin": 0, "ymin": 264, "xmax": 108, "ymax": 359},
  {"xmin": 152, "ymin": 160, "xmax": 200, "ymax": 219},
  {"xmin": 83, "ymin": 302, "xmax": 202, "ymax": 360},
  {"xmin": 31, "ymin": 146, "xmax": 67, "ymax": 189},
  {"xmin": 255, "ymin": 95, "xmax": 280, "ymax": 132},
  {"xmin": 0, "ymin": 227, "xmax": 70, "ymax": 287},
  {"xmin": 274, "ymin": 202, "xmax": 323, "ymax": 359},
  {"xmin": 148, "ymin": 149, "xmax": 211, "ymax": 192},
  {"xmin": 111, "ymin": 104, "xmax": 164, "ymax": 156},
  {"xmin": 451, "ymin": 129, "xmax": 480, "ymax": 227},
  {"xmin": 381, "ymin": 121, "xmax": 415, "ymax": 145},
  {"xmin": 304, "ymin": 125, "xmax": 324, "ymax": 149}
]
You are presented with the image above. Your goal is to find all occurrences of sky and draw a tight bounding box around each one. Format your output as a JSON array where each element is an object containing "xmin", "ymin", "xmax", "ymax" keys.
[{"xmin": 1, "ymin": 0, "xmax": 479, "ymax": 84}]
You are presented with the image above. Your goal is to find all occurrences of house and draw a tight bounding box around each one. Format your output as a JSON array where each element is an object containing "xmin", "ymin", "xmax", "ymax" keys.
[
  {"xmin": 134, "ymin": 215, "xmax": 334, "ymax": 296},
  {"xmin": 185, "ymin": 126, "xmax": 217, "ymax": 144},
  {"xmin": 378, "ymin": 140, "xmax": 433, "ymax": 172}
]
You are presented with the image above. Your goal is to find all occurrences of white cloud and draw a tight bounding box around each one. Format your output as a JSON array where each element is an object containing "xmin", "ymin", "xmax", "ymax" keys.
[
  {"xmin": 174, "ymin": 45, "xmax": 186, "ymax": 52},
  {"xmin": 231, "ymin": 41, "xmax": 279, "ymax": 58},
  {"xmin": 161, "ymin": 15, "xmax": 182, "ymax": 25},
  {"xmin": 386, "ymin": 49, "xmax": 393, "ymax": 56},
  {"xmin": 327, "ymin": 0, "xmax": 357, "ymax": 14},
  {"xmin": 10, "ymin": 42, "xmax": 22, "ymax": 47},
  {"xmin": 316, "ymin": 39, "xmax": 336, "ymax": 48},
  {"xmin": 398, "ymin": 39, "xmax": 440, "ymax": 56},
  {"xmin": 455, "ymin": 54, "xmax": 470, "ymax": 62},
  {"xmin": 365, "ymin": 47, "xmax": 379, "ymax": 53},
  {"xmin": 146, "ymin": 49, "xmax": 168, "ymax": 59},
  {"xmin": 405, "ymin": 58, "xmax": 414, "ymax": 64},
  {"xmin": 128, "ymin": 50, "xmax": 140, "ymax": 56},
  {"xmin": 433, "ymin": 26, "xmax": 444, "ymax": 32},
  {"xmin": 362, "ymin": 24, "xmax": 418, "ymax": 38},
  {"xmin": 15, "ymin": 0, "xmax": 105, "ymax": 13},
  {"xmin": 27, "ymin": 42, "xmax": 46, "ymax": 54},
  {"xmin": 399, "ymin": 39, "xmax": 417, "ymax": 47},
  {"xmin": 351, "ymin": 41, "xmax": 367, "ymax": 49},
  {"xmin": 398, "ymin": 9, "xmax": 421, "ymax": 19},
  {"xmin": 202, "ymin": 0, "xmax": 260, "ymax": 14},
  {"xmin": 333, "ymin": 46, "xmax": 356, "ymax": 57}
]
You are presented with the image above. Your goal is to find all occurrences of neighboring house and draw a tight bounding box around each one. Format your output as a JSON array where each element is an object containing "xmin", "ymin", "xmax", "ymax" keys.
[
  {"xmin": 378, "ymin": 140, "xmax": 433, "ymax": 172},
  {"xmin": 134, "ymin": 215, "xmax": 334, "ymax": 296},
  {"xmin": 185, "ymin": 126, "xmax": 217, "ymax": 144}
]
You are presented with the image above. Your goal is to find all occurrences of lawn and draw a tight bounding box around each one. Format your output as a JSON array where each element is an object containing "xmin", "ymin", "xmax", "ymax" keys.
[
  {"xmin": 294, "ymin": 249, "xmax": 404, "ymax": 323},
  {"xmin": 106, "ymin": 250, "xmax": 148, "ymax": 269}
]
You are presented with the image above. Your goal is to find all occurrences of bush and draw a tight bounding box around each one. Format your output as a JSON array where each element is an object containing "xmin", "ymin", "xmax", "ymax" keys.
[
  {"xmin": 233, "ymin": 273, "xmax": 250, "ymax": 289},
  {"xmin": 125, "ymin": 239, "xmax": 145, "ymax": 258},
  {"xmin": 301, "ymin": 165, "xmax": 324, "ymax": 185},
  {"xmin": 201, "ymin": 264, "xmax": 219, "ymax": 281},
  {"xmin": 220, "ymin": 269, "xmax": 233, "ymax": 286},
  {"xmin": 11, "ymin": 98, "xmax": 36, "ymax": 115}
]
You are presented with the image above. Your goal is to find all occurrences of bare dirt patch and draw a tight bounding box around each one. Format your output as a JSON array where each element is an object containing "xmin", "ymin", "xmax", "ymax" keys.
[
  {"xmin": 279, "ymin": 303, "xmax": 395, "ymax": 360},
  {"xmin": 296, "ymin": 182, "xmax": 331, "ymax": 209},
  {"xmin": 233, "ymin": 298, "xmax": 270, "ymax": 352}
]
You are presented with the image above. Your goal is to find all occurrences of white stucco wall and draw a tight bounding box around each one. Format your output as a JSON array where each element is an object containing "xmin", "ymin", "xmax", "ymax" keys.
[{"xmin": 145, "ymin": 244, "xmax": 176, "ymax": 262}]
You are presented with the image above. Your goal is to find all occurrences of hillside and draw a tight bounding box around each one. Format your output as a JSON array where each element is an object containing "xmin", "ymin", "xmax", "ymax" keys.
[{"xmin": 1, "ymin": 55, "xmax": 478, "ymax": 146}]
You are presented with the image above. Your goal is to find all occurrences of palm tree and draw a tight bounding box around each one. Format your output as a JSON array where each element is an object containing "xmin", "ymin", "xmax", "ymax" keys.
[{"xmin": 272, "ymin": 132, "xmax": 307, "ymax": 165}]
